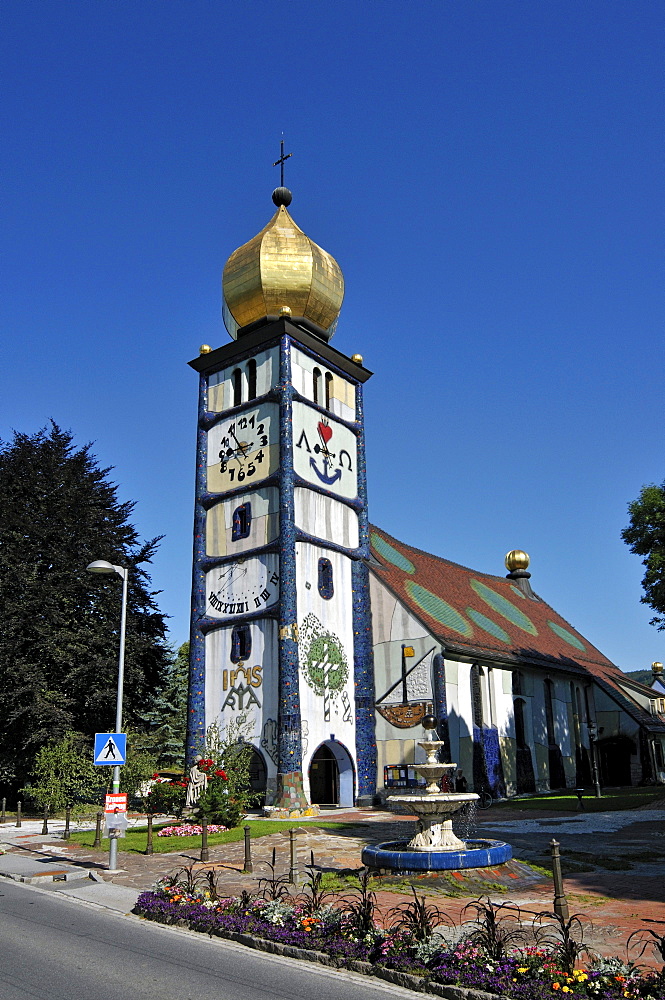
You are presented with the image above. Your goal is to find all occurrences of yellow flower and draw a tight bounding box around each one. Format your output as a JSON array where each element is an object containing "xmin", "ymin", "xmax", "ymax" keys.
[
  {"xmin": 518, "ymin": 967, "xmax": 528, "ymax": 974},
  {"xmin": 562, "ymin": 988, "xmax": 572, "ymax": 994}
]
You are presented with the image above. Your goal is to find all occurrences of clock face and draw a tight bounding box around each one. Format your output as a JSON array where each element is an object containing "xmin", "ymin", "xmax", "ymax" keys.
[
  {"xmin": 292, "ymin": 401, "xmax": 358, "ymax": 499},
  {"xmin": 207, "ymin": 402, "xmax": 279, "ymax": 494},
  {"xmin": 206, "ymin": 554, "xmax": 280, "ymax": 618}
]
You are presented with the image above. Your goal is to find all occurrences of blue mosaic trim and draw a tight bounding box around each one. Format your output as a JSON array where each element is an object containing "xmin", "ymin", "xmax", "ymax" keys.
[
  {"xmin": 187, "ymin": 372, "xmax": 209, "ymax": 765},
  {"xmin": 352, "ymin": 558, "xmax": 377, "ymax": 798},
  {"xmin": 352, "ymin": 379, "xmax": 377, "ymax": 799},
  {"xmin": 277, "ymin": 335, "xmax": 302, "ymax": 772},
  {"xmin": 432, "ymin": 653, "xmax": 450, "ymax": 759},
  {"xmin": 361, "ymin": 839, "xmax": 512, "ymax": 872},
  {"xmin": 472, "ymin": 725, "xmax": 506, "ymax": 799}
]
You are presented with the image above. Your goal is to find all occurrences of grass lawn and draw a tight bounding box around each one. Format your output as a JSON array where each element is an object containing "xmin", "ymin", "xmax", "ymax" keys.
[
  {"xmin": 66, "ymin": 819, "xmax": 360, "ymax": 854},
  {"xmin": 494, "ymin": 786, "xmax": 663, "ymax": 812}
]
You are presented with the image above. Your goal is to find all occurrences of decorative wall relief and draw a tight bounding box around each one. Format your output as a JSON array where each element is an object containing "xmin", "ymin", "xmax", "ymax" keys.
[
  {"xmin": 222, "ymin": 664, "xmax": 262, "ymax": 711},
  {"xmin": 299, "ymin": 613, "xmax": 349, "ymax": 722},
  {"xmin": 262, "ymin": 718, "xmax": 279, "ymax": 764}
]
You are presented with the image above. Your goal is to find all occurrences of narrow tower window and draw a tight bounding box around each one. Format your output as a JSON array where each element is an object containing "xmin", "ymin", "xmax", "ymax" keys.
[
  {"xmin": 231, "ymin": 502, "xmax": 252, "ymax": 541},
  {"xmin": 231, "ymin": 624, "xmax": 251, "ymax": 663},
  {"xmin": 317, "ymin": 557, "xmax": 334, "ymax": 599},
  {"xmin": 247, "ymin": 359, "xmax": 257, "ymax": 401},
  {"xmin": 233, "ymin": 368, "xmax": 242, "ymax": 407},
  {"xmin": 544, "ymin": 679, "xmax": 556, "ymax": 744},
  {"xmin": 325, "ymin": 372, "xmax": 333, "ymax": 409},
  {"xmin": 313, "ymin": 367, "xmax": 322, "ymax": 405}
]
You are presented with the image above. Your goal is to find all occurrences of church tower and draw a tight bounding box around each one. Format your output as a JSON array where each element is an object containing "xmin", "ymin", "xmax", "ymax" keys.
[{"xmin": 187, "ymin": 185, "xmax": 376, "ymax": 809}]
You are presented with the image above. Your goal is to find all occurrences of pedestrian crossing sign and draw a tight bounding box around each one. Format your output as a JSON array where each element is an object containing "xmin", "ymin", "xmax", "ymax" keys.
[{"xmin": 94, "ymin": 732, "xmax": 127, "ymax": 765}]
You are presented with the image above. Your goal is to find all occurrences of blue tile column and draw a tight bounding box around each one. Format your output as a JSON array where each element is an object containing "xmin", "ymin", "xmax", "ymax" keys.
[
  {"xmin": 186, "ymin": 371, "xmax": 208, "ymax": 765},
  {"xmin": 275, "ymin": 334, "xmax": 306, "ymax": 805},
  {"xmin": 432, "ymin": 653, "xmax": 450, "ymax": 760},
  {"xmin": 353, "ymin": 379, "xmax": 377, "ymax": 802}
]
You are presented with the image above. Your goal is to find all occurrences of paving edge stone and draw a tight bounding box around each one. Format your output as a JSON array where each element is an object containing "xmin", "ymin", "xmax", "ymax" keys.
[{"xmin": 133, "ymin": 908, "xmax": 509, "ymax": 1000}]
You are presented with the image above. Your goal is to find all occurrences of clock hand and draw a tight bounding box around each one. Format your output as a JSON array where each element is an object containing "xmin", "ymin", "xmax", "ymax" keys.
[{"xmin": 229, "ymin": 427, "xmax": 251, "ymax": 458}]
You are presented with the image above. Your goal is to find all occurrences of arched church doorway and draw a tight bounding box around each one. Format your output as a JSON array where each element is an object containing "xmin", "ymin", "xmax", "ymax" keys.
[
  {"xmin": 308, "ymin": 741, "xmax": 355, "ymax": 807},
  {"xmin": 247, "ymin": 747, "xmax": 267, "ymax": 807}
]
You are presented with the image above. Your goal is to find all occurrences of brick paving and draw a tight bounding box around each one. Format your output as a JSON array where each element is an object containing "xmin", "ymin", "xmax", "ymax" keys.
[{"xmin": 3, "ymin": 804, "xmax": 665, "ymax": 968}]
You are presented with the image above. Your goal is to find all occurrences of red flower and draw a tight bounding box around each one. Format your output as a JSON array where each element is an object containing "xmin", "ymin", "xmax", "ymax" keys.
[
  {"xmin": 214, "ymin": 769, "xmax": 228, "ymax": 780},
  {"xmin": 152, "ymin": 773, "xmax": 160, "ymax": 779}
]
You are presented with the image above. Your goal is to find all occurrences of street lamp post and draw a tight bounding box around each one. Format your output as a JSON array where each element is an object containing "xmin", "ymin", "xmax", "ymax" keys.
[
  {"xmin": 587, "ymin": 721, "xmax": 602, "ymax": 799},
  {"xmin": 86, "ymin": 560, "xmax": 128, "ymax": 871}
]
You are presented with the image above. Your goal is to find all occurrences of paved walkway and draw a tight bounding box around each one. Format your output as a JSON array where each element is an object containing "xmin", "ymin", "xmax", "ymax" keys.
[{"xmin": 2, "ymin": 805, "xmax": 664, "ymax": 968}]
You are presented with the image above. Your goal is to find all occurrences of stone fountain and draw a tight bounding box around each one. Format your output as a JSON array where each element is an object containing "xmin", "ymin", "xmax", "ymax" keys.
[{"xmin": 362, "ymin": 713, "xmax": 512, "ymax": 873}]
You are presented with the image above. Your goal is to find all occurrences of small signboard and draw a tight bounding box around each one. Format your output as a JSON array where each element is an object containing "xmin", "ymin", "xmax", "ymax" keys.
[
  {"xmin": 104, "ymin": 793, "xmax": 128, "ymax": 814},
  {"xmin": 94, "ymin": 732, "xmax": 127, "ymax": 765}
]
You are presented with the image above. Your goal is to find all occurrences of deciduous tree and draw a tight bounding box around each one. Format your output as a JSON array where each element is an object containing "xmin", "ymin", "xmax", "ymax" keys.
[{"xmin": 622, "ymin": 481, "xmax": 665, "ymax": 630}]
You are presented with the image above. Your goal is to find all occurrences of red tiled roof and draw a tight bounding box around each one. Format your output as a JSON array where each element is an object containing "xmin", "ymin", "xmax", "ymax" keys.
[{"xmin": 369, "ymin": 525, "xmax": 665, "ymax": 733}]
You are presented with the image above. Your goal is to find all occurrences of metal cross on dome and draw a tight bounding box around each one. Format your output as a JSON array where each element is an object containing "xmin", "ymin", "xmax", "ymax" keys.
[{"xmin": 273, "ymin": 138, "xmax": 292, "ymax": 187}]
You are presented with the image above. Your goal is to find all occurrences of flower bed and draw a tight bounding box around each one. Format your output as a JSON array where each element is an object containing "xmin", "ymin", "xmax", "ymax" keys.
[
  {"xmin": 133, "ymin": 873, "xmax": 665, "ymax": 999},
  {"xmin": 157, "ymin": 823, "xmax": 227, "ymax": 837}
]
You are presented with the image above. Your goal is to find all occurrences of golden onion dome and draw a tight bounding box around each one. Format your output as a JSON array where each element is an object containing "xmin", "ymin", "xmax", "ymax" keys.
[
  {"xmin": 505, "ymin": 550, "xmax": 530, "ymax": 572},
  {"xmin": 652, "ymin": 661, "xmax": 664, "ymax": 676},
  {"xmin": 222, "ymin": 188, "xmax": 344, "ymax": 340}
]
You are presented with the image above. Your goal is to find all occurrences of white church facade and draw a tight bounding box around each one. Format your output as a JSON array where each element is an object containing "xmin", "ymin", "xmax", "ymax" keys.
[{"xmin": 186, "ymin": 185, "xmax": 665, "ymax": 811}]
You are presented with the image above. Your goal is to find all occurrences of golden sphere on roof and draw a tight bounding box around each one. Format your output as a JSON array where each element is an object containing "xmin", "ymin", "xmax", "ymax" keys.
[
  {"xmin": 505, "ymin": 550, "xmax": 530, "ymax": 572},
  {"xmin": 652, "ymin": 661, "xmax": 664, "ymax": 675},
  {"xmin": 351, "ymin": 353, "xmax": 364, "ymax": 365},
  {"xmin": 222, "ymin": 189, "xmax": 344, "ymax": 340},
  {"xmin": 199, "ymin": 344, "xmax": 212, "ymax": 354}
]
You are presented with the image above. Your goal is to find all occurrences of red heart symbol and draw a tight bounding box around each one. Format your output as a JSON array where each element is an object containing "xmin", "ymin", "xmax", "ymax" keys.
[{"xmin": 318, "ymin": 421, "xmax": 333, "ymax": 444}]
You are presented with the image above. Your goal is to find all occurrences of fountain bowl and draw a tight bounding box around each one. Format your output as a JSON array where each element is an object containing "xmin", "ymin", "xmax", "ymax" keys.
[{"xmin": 362, "ymin": 838, "xmax": 512, "ymax": 872}]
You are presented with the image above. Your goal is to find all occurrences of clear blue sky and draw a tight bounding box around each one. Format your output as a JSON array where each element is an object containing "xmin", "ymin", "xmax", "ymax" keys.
[{"xmin": 1, "ymin": 1, "xmax": 663, "ymax": 671}]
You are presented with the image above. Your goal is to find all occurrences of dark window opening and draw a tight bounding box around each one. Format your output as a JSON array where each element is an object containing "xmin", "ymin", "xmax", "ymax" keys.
[
  {"xmin": 471, "ymin": 664, "xmax": 484, "ymax": 728},
  {"xmin": 655, "ymin": 742, "xmax": 664, "ymax": 770},
  {"xmin": 514, "ymin": 697, "xmax": 527, "ymax": 748},
  {"xmin": 512, "ymin": 670, "xmax": 523, "ymax": 696},
  {"xmin": 232, "ymin": 502, "xmax": 252, "ymax": 541},
  {"xmin": 318, "ymin": 557, "xmax": 334, "ymax": 599},
  {"xmin": 544, "ymin": 679, "xmax": 556, "ymax": 745},
  {"xmin": 325, "ymin": 372, "xmax": 333, "ymax": 409},
  {"xmin": 233, "ymin": 368, "xmax": 242, "ymax": 407},
  {"xmin": 231, "ymin": 624, "xmax": 251, "ymax": 663},
  {"xmin": 247, "ymin": 359, "xmax": 257, "ymax": 401},
  {"xmin": 313, "ymin": 367, "xmax": 322, "ymax": 405}
]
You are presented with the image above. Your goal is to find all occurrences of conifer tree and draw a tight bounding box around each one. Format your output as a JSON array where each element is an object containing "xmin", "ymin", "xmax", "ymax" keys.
[
  {"xmin": 0, "ymin": 422, "xmax": 171, "ymax": 793},
  {"xmin": 139, "ymin": 641, "xmax": 189, "ymax": 770}
]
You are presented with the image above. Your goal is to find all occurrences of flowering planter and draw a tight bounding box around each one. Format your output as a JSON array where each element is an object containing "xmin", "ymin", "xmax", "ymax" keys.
[{"xmin": 133, "ymin": 888, "xmax": 665, "ymax": 999}]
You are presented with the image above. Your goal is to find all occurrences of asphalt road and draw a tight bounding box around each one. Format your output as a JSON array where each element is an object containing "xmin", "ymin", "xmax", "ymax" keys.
[{"xmin": 0, "ymin": 880, "xmax": 417, "ymax": 1000}]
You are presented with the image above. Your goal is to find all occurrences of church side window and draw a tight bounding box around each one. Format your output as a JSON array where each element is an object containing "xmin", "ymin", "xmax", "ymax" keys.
[
  {"xmin": 231, "ymin": 502, "xmax": 251, "ymax": 541},
  {"xmin": 317, "ymin": 557, "xmax": 334, "ymax": 599},
  {"xmin": 325, "ymin": 372, "xmax": 333, "ymax": 409},
  {"xmin": 544, "ymin": 679, "xmax": 556, "ymax": 745},
  {"xmin": 512, "ymin": 670, "xmax": 524, "ymax": 696},
  {"xmin": 247, "ymin": 359, "xmax": 257, "ymax": 401},
  {"xmin": 470, "ymin": 663, "xmax": 484, "ymax": 728},
  {"xmin": 313, "ymin": 367, "xmax": 322, "ymax": 405},
  {"xmin": 231, "ymin": 624, "xmax": 251, "ymax": 663},
  {"xmin": 233, "ymin": 368, "xmax": 242, "ymax": 407},
  {"xmin": 514, "ymin": 697, "xmax": 527, "ymax": 748}
]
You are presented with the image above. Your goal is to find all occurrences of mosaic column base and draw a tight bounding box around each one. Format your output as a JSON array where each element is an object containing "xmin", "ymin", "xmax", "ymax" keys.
[{"xmin": 267, "ymin": 770, "xmax": 318, "ymax": 818}]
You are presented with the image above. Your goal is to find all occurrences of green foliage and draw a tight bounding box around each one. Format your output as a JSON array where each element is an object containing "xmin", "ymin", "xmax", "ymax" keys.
[
  {"xmin": 119, "ymin": 728, "xmax": 161, "ymax": 800},
  {"xmin": 194, "ymin": 718, "xmax": 258, "ymax": 828},
  {"xmin": 0, "ymin": 422, "xmax": 171, "ymax": 793},
  {"xmin": 145, "ymin": 779, "xmax": 187, "ymax": 816},
  {"xmin": 22, "ymin": 731, "xmax": 102, "ymax": 812},
  {"xmin": 137, "ymin": 642, "xmax": 188, "ymax": 769},
  {"xmin": 622, "ymin": 481, "xmax": 665, "ymax": 629}
]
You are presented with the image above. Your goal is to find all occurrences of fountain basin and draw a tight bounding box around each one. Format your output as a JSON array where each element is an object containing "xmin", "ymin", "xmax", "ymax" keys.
[{"xmin": 362, "ymin": 838, "xmax": 512, "ymax": 872}]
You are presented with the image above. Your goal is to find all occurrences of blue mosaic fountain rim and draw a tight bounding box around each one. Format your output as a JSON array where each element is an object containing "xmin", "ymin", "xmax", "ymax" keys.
[{"xmin": 361, "ymin": 839, "xmax": 512, "ymax": 872}]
